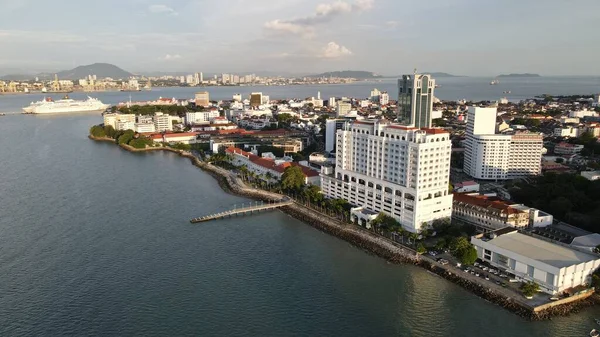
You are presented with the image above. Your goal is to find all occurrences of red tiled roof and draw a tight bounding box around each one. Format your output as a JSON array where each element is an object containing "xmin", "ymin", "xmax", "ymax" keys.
[
  {"xmin": 421, "ymin": 127, "xmax": 448, "ymax": 135},
  {"xmin": 226, "ymin": 146, "xmax": 319, "ymax": 178},
  {"xmin": 164, "ymin": 132, "xmax": 198, "ymax": 138},
  {"xmin": 453, "ymin": 193, "xmax": 524, "ymax": 215},
  {"xmin": 387, "ymin": 125, "xmax": 417, "ymax": 130}
]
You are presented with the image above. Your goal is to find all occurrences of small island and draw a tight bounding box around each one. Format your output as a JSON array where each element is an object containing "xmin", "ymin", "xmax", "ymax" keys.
[
  {"xmin": 310, "ymin": 70, "xmax": 382, "ymax": 79},
  {"xmin": 497, "ymin": 73, "xmax": 541, "ymax": 78}
]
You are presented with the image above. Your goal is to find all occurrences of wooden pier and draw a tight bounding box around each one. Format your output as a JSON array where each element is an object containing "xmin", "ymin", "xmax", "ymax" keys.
[{"xmin": 190, "ymin": 199, "xmax": 293, "ymax": 223}]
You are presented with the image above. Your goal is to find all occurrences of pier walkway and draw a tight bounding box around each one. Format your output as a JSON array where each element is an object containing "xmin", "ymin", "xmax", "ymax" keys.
[{"xmin": 190, "ymin": 198, "xmax": 293, "ymax": 223}]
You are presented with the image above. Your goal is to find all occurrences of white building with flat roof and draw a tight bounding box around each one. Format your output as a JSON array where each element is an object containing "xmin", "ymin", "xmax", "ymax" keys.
[
  {"xmin": 464, "ymin": 107, "xmax": 543, "ymax": 180},
  {"xmin": 186, "ymin": 110, "xmax": 220, "ymax": 125},
  {"xmin": 104, "ymin": 113, "xmax": 136, "ymax": 131},
  {"xmin": 336, "ymin": 101, "xmax": 352, "ymax": 117},
  {"xmin": 581, "ymin": 171, "xmax": 600, "ymax": 181},
  {"xmin": 321, "ymin": 120, "xmax": 453, "ymax": 233},
  {"xmin": 471, "ymin": 229, "xmax": 600, "ymax": 294}
]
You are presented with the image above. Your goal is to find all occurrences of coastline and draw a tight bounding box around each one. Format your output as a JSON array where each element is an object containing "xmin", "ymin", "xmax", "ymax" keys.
[{"xmin": 88, "ymin": 135, "xmax": 598, "ymax": 320}]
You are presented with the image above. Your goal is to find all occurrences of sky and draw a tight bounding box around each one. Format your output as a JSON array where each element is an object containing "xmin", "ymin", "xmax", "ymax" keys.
[{"xmin": 0, "ymin": 0, "xmax": 599, "ymax": 76}]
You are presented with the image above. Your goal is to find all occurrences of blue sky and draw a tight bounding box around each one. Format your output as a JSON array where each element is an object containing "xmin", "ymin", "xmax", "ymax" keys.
[{"xmin": 0, "ymin": 0, "xmax": 598, "ymax": 75}]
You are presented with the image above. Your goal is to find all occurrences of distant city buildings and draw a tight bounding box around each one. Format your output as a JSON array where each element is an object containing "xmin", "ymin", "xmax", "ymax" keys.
[
  {"xmin": 397, "ymin": 73, "xmax": 436, "ymax": 128},
  {"xmin": 464, "ymin": 107, "xmax": 543, "ymax": 180},
  {"xmin": 321, "ymin": 120, "xmax": 452, "ymax": 233}
]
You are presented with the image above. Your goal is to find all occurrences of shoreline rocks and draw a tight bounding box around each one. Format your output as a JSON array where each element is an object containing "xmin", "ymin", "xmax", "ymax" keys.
[{"xmin": 88, "ymin": 135, "xmax": 597, "ymax": 320}]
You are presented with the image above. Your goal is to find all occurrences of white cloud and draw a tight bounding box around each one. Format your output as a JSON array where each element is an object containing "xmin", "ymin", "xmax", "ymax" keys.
[
  {"xmin": 160, "ymin": 54, "xmax": 182, "ymax": 60},
  {"xmin": 385, "ymin": 20, "xmax": 399, "ymax": 29},
  {"xmin": 353, "ymin": 0, "xmax": 374, "ymax": 11},
  {"xmin": 264, "ymin": 0, "xmax": 374, "ymax": 38},
  {"xmin": 263, "ymin": 20, "xmax": 315, "ymax": 39},
  {"xmin": 148, "ymin": 4, "xmax": 178, "ymax": 15},
  {"xmin": 322, "ymin": 42, "xmax": 352, "ymax": 58}
]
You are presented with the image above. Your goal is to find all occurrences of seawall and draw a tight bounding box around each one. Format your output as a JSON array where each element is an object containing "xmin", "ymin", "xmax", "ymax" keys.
[{"xmin": 88, "ymin": 135, "xmax": 598, "ymax": 320}]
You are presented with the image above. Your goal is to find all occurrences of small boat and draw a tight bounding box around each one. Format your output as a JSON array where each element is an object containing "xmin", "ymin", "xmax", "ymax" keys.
[
  {"xmin": 590, "ymin": 329, "xmax": 599, "ymax": 337},
  {"xmin": 503, "ymin": 90, "xmax": 511, "ymax": 94},
  {"xmin": 490, "ymin": 79, "xmax": 499, "ymax": 85},
  {"xmin": 595, "ymin": 318, "xmax": 600, "ymax": 326}
]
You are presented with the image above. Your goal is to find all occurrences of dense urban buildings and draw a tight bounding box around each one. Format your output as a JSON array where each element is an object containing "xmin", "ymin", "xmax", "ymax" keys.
[
  {"xmin": 464, "ymin": 107, "xmax": 543, "ymax": 180},
  {"xmin": 321, "ymin": 120, "xmax": 452, "ymax": 233},
  {"xmin": 397, "ymin": 73, "xmax": 436, "ymax": 128}
]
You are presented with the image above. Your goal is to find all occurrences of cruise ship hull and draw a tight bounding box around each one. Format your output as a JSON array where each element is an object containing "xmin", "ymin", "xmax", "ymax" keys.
[
  {"xmin": 22, "ymin": 97, "xmax": 110, "ymax": 114},
  {"xmin": 24, "ymin": 105, "xmax": 110, "ymax": 114}
]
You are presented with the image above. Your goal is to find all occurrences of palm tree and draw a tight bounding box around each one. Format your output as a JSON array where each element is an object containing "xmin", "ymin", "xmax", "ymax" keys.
[{"xmin": 239, "ymin": 165, "xmax": 249, "ymax": 181}]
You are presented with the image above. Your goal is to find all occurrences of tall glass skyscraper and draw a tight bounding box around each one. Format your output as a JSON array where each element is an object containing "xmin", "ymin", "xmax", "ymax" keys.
[{"xmin": 397, "ymin": 73, "xmax": 435, "ymax": 128}]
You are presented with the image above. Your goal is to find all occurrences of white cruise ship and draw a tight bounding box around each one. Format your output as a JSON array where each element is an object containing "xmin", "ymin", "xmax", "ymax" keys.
[{"xmin": 23, "ymin": 96, "xmax": 110, "ymax": 114}]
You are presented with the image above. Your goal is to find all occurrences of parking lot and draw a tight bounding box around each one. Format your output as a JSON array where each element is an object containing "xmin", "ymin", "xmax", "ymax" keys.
[{"xmin": 424, "ymin": 250, "xmax": 554, "ymax": 307}]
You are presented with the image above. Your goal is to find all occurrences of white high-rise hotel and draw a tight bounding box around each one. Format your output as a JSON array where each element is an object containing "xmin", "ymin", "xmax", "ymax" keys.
[
  {"xmin": 464, "ymin": 107, "xmax": 543, "ymax": 180},
  {"xmin": 321, "ymin": 120, "xmax": 452, "ymax": 233},
  {"xmin": 321, "ymin": 73, "xmax": 452, "ymax": 233}
]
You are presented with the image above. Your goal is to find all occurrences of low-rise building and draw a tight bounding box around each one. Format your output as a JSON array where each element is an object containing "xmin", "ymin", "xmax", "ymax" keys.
[
  {"xmin": 226, "ymin": 147, "xmax": 320, "ymax": 185},
  {"xmin": 151, "ymin": 132, "xmax": 199, "ymax": 144},
  {"xmin": 186, "ymin": 110, "xmax": 220, "ymax": 125},
  {"xmin": 471, "ymin": 228, "xmax": 600, "ymax": 294},
  {"xmin": 453, "ymin": 180, "xmax": 480, "ymax": 193},
  {"xmin": 581, "ymin": 171, "xmax": 600, "ymax": 181},
  {"xmin": 554, "ymin": 142, "xmax": 584, "ymax": 155},
  {"xmin": 452, "ymin": 193, "xmax": 553, "ymax": 231},
  {"xmin": 554, "ymin": 126, "xmax": 580, "ymax": 138}
]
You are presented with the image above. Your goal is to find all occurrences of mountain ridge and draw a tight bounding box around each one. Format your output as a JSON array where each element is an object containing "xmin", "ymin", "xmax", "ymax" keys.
[{"xmin": 309, "ymin": 70, "xmax": 382, "ymax": 79}]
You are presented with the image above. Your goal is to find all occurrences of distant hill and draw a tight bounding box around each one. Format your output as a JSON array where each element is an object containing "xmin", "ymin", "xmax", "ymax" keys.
[
  {"xmin": 310, "ymin": 71, "xmax": 382, "ymax": 79},
  {"xmin": 425, "ymin": 72, "xmax": 463, "ymax": 78},
  {"xmin": 497, "ymin": 73, "xmax": 541, "ymax": 78},
  {"xmin": 53, "ymin": 63, "xmax": 133, "ymax": 80},
  {"xmin": 387, "ymin": 72, "xmax": 464, "ymax": 78}
]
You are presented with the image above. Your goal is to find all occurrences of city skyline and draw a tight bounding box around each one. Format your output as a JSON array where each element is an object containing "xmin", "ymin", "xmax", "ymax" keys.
[{"xmin": 1, "ymin": 0, "xmax": 600, "ymax": 76}]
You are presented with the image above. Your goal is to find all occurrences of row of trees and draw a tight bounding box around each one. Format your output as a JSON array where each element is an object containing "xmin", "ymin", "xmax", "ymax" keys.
[
  {"xmin": 509, "ymin": 172, "xmax": 600, "ymax": 232},
  {"xmin": 116, "ymin": 105, "xmax": 189, "ymax": 117}
]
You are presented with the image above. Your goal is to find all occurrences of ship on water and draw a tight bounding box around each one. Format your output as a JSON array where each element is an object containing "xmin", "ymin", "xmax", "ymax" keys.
[{"xmin": 22, "ymin": 95, "xmax": 110, "ymax": 114}]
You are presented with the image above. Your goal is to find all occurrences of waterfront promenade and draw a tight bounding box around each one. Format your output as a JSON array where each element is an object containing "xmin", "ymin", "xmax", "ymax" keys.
[{"xmin": 88, "ymin": 135, "xmax": 599, "ymax": 320}]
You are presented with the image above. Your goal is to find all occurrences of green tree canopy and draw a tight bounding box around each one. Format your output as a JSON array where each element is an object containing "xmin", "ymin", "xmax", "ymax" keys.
[
  {"xmin": 281, "ymin": 166, "xmax": 305, "ymax": 191},
  {"xmin": 371, "ymin": 212, "xmax": 400, "ymax": 230},
  {"xmin": 90, "ymin": 125, "xmax": 106, "ymax": 138},
  {"xmin": 520, "ymin": 281, "xmax": 540, "ymax": 297}
]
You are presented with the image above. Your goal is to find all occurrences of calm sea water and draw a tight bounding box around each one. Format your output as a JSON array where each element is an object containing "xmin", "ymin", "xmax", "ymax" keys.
[
  {"xmin": 0, "ymin": 113, "xmax": 598, "ymax": 336},
  {"xmin": 1, "ymin": 76, "xmax": 600, "ymax": 113}
]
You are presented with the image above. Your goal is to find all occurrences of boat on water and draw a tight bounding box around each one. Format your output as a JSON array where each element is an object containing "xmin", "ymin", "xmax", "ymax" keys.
[
  {"xmin": 591, "ymin": 328, "xmax": 599, "ymax": 337},
  {"xmin": 503, "ymin": 90, "xmax": 511, "ymax": 94},
  {"xmin": 490, "ymin": 79, "xmax": 499, "ymax": 85},
  {"xmin": 595, "ymin": 318, "xmax": 600, "ymax": 326},
  {"xmin": 22, "ymin": 95, "xmax": 110, "ymax": 114}
]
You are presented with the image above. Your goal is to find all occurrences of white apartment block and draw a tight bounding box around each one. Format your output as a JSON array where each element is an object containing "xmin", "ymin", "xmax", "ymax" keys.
[
  {"xmin": 321, "ymin": 120, "xmax": 453, "ymax": 233},
  {"xmin": 186, "ymin": 111, "xmax": 220, "ymax": 125},
  {"xmin": 554, "ymin": 126, "xmax": 580, "ymax": 138},
  {"xmin": 464, "ymin": 107, "xmax": 542, "ymax": 180},
  {"xmin": 380, "ymin": 92, "xmax": 389, "ymax": 106},
  {"xmin": 336, "ymin": 101, "xmax": 352, "ymax": 117},
  {"xmin": 134, "ymin": 123, "xmax": 156, "ymax": 133},
  {"xmin": 153, "ymin": 112, "xmax": 172, "ymax": 132},
  {"xmin": 103, "ymin": 113, "xmax": 136, "ymax": 131}
]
